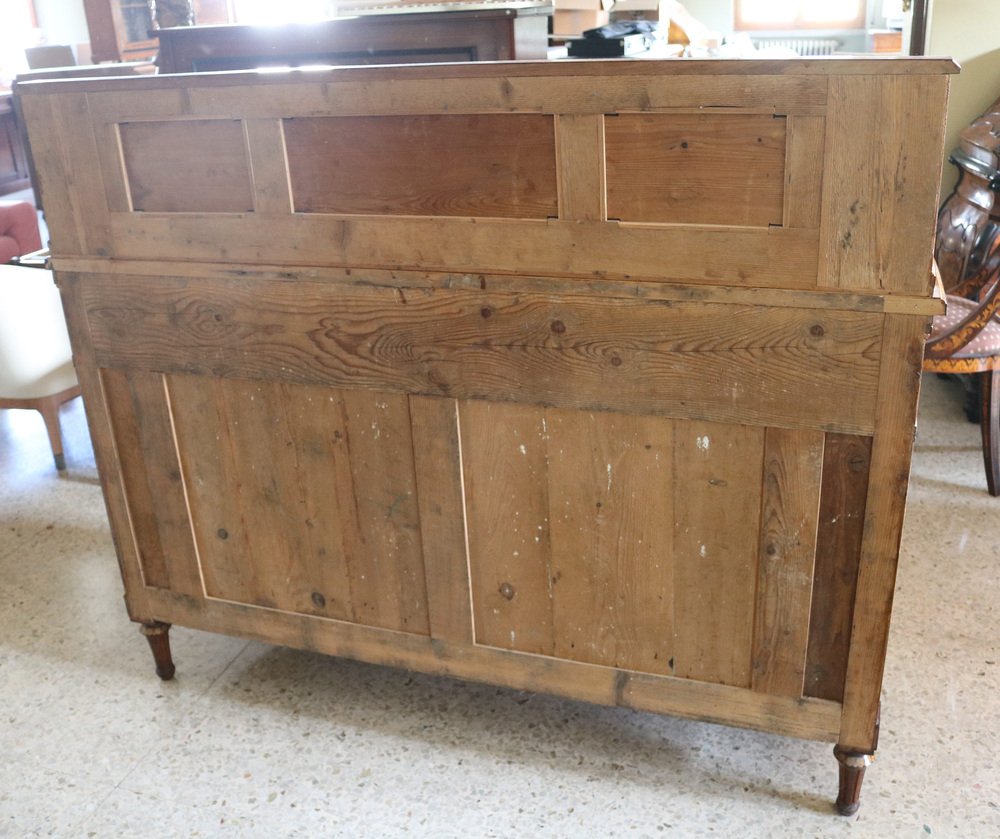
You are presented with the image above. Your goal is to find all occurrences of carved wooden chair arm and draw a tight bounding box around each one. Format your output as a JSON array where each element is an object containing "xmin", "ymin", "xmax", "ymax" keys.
[{"xmin": 925, "ymin": 236, "xmax": 1000, "ymax": 359}]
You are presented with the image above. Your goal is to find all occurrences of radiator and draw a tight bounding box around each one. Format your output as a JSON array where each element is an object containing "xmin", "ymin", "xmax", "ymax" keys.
[{"xmin": 753, "ymin": 37, "xmax": 841, "ymax": 55}]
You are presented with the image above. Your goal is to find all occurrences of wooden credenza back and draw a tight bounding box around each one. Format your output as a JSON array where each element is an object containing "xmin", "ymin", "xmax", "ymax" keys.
[{"xmin": 20, "ymin": 58, "xmax": 954, "ymax": 759}]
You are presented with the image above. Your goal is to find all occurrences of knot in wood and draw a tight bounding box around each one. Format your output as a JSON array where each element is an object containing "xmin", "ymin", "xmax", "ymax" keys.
[
  {"xmin": 499, "ymin": 582, "xmax": 515, "ymax": 600},
  {"xmin": 311, "ymin": 591, "xmax": 326, "ymax": 608},
  {"xmin": 480, "ymin": 307, "xmax": 494, "ymax": 319},
  {"xmin": 551, "ymin": 320, "xmax": 566, "ymax": 334},
  {"xmin": 217, "ymin": 528, "xmax": 229, "ymax": 540},
  {"xmin": 810, "ymin": 324, "xmax": 825, "ymax": 337}
]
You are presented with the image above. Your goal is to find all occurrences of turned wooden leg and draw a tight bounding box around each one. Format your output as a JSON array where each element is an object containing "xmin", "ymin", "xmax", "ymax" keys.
[
  {"xmin": 140, "ymin": 621, "xmax": 176, "ymax": 680},
  {"xmin": 833, "ymin": 746, "xmax": 872, "ymax": 816},
  {"xmin": 980, "ymin": 370, "xmax": 1000, "ymax": 496}
]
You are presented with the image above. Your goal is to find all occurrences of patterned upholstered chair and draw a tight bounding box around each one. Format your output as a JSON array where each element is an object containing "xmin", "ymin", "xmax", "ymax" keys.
[{"xmin": 926, "ymin": 97, "xmax": 1000, "ymax": 494}]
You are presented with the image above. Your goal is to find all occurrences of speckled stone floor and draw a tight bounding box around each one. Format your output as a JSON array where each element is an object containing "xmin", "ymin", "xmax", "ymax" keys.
[{"xmin": 1, "ymin": 374, "xmax": 998, "ymax": 838}]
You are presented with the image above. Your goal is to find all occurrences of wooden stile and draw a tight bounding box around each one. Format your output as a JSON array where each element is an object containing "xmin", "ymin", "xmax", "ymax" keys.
[{"xmin": 18, "ymin": 57, "xmax": 954, "ymax": 813}]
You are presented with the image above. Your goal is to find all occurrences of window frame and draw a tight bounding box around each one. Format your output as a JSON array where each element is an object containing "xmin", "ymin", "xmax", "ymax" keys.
[{"xmin": 734, "ymin": 0, "xmax": 867, "ymax": 31}]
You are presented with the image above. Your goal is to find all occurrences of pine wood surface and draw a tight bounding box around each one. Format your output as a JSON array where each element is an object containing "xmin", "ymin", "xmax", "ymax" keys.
[{"xmin": 19, "ymin": 60, "xmax": 951, "ymax": 760}]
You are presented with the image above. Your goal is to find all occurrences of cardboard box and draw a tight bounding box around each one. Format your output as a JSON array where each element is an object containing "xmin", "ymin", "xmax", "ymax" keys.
[
  {"xmin": 609, "ymin": 0, "xmax": 666, "ymax": 23},
  {"xmin": 553, "ymin": 8, "xmax": 611, "ymax": 35}
]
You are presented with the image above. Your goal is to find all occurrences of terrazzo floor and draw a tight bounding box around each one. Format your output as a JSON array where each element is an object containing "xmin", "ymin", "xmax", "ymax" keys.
[{"xmin": 1, "ymin": 374, "xmax": 998, "ymax": 838}]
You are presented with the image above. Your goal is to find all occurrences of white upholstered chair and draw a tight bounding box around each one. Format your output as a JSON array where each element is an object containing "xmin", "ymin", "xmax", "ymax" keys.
[{"xmin": 0, "ymin": 265, "xmax": 81, "ymax": 470}]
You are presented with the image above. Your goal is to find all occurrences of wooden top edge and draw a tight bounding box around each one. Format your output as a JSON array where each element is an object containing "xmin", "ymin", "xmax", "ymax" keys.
[{"xmin": 16, "ymin": 56, "xmax": 960, "ymax": 95}]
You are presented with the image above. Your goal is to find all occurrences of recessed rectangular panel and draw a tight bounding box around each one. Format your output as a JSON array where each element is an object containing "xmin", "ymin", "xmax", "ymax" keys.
[
  {"xmin": 461, "ymin": 401, "xmax": 672, "ymax": 677},
  {"xmin": 284, "ymin": 114, "xmax": 558, "ymax": 218},
  {"xmin": 120, "ymin": 119, "xmax": 253, "ymax": 213},
  {"xmin": 605, "ymin": 113, "xmax": 786, "ymax": 227},
  {"xmin": 168, "ymin": 374, "xmax": 431, "ymax": 635}
]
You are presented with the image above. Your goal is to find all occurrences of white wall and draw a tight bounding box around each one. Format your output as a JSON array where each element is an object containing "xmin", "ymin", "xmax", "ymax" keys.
[
  {"xmin": 676, "ymin": 0, "xmax": 732, "ymax": 32},
  {"xmin": 927, "ymin": 0, "xmax": 1000, "ymax": 196},
  {"xmin": 33, "ymin": 0, "xmax": 90, "ymax": 50}
]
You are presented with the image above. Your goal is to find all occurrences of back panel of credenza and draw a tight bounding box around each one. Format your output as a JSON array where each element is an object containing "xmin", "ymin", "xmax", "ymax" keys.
[{"xmin": 21, "ymin": 60, "xmax": 952, "ymax": 748}]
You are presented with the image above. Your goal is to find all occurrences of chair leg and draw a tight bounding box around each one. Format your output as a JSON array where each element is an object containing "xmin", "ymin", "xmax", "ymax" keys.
[
  {"xmin": 981, "ymin": 370, "xmax": 1000, "ymax": 496},
  {"xmin": 36, "ymin": 395, "xmax": 66, "ymax": 471}
]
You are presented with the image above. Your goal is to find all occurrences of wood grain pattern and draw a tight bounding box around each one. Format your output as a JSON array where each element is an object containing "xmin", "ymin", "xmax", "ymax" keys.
[
  {"xmin": 19, "ymin": 61, "xmax": 953, "ymax": 781},
  {"xmin": 804, "ymin": 433, "xmax": 871, "ymax": 701},
  {"xmin": 751, "ymin": 427, "xmax": 824, "ymax": 696},
  {"xmin": 672, "ymin": 421, "xmax": 765, "ymax": 687},
  {"xmin": 284, "ymin": 114, "xmax": 557, "ymax": 219},
  {"xmin": 461, "ymin": 400, "xmax": 554, "ymax": 655},
  {"xmin": 55, "ymin": 277, "xmax": 153, "ymax": 620},
  {"xmin": 80, "ymin": 274, "xmax": 883, "ymax": 434},
  {"xmin": 783, "ymin": 115, "xmax": 825, "ymax": 229},
  {"xmin": 74, "ymin": 71, "xmax": 832, "ymax": 123},
  {"xmin": 144, "ymin": 583, "xmax": 844, "ymax": 741},
  {"xmin": 337, "ymin": 388, "xmax": 429, "ymax": 634},
  {"xmin": 106, "ymin": 213, "xmax": 821, "ymax": 289},
  {"xmin": 545, "ymin": 409, "xmax": 674, "ymax": 675},
  {"xmin": 244, "ymin": 118, "xmax": 293, "ymax": 215},
  {"xmin": 839, "ymin": 315, "xmax": 927, "ymax": 751},
  {"xmin": 556, "ymin": 113, "xmax": 606, "ymax": 222},
  {"xmin": 462, "ymin": 401, "xmax": 675, "ymax": 676},
  {"xmin": 100, "ymin": 369, "xmax": 204, "ymax": 595},
  {"xmin": 169, "ymin": 375, "xmax": 430, "ymax": 634},
  {"xmin": 410, "ymin": 395, "xmax": 473, "ymax": 645},
  {"xmin": 606, "ymin": 113, "xmax": 786, "ymax": 227},
  {"xmin": 120, "ymin": 119, "xmax": 254, "ymax": 213},
  {"xmin": 52, "ymin": 257, "xmax": 947, "ymax": 316},
  {"xmin": 818, "ymin": 75, "xmax": 949, "ymax": 293}
]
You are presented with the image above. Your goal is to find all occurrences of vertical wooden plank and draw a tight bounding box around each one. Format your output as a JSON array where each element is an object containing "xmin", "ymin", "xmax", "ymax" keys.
[
  {"xmin": 92, "ymin": 118, "xmax": 132, "ymax": 213},
  {"xmin": 818, "ymin": 75, "xmax": 949, "ymax": 293},
  {"xmin": 244, "ymin": 118, "xmax": 293, "ymax": 215},
  {"xmin": 410, "ymin": 395, "xmax": 473, "ymax": 645},
  {"xmin": 179, "ymin": 377, "xmax": 277, "ymax": 607},
  {"xmin": 750, "ymin": 427, "xmax": 824, "ymax": 696},
  {"xmin": 277, "ymin": 383, "xmax": 357, "ymax": 622},
  {"xmin": 545, "ymin": 409, "xmax": 674, "ymax": 676},
  {"xmin": 169, "ymin": 374, "xmax": 248, "ymax": 604},
  {"xmin": 556, "ymin": 114, "xmax": 606, "ymax": 221},
  {"xmin": 804, "ymin": 432, "xmax": 871, "ymax": 701},
  {"xmin": 18, "ymin": 95, "xmax": 85, "ymax": 254},
  {"xmin": 101, "ymin": 369, "xmax": 171, "ymax": 589},
  {"xmin": 839, "ymin": 314, "xmax": 927, "ymax": 751},
  {"xmin": 461, "ymin": 400, "xmax": 554, "ymax": 655},
  {"xmin": 782, "ymin": 114, "xmax": 825, "ymax": 229},
  {"xmin": 338, "ymin": 389, "xmax": 429, "ymax": 634},
  {"xmin": 49, "ymin": 93, "xmax": 113, "ymax": 255},
  {"xmin": 55, "ymin": 275, "xmax": 152, "ymax": 619},
  {"xmin": 112, "ymin": 370, "xmax": 202, "ymax": 597},
  {"xmin": 673, "ymin": 421, "xmax": 764, "ymax": 687}
]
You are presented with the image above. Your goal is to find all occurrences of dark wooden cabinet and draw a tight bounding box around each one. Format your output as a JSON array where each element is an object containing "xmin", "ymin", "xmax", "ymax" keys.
[
  {"xmin": 83, "ymin": 0, "xmax": 159, "ymax": 62},
  {"xmin": 155, "ymin": 4, "xmax": 552, "ymax": 73},
  {"xmin": 0, "ymin": 94, "xmax": 30, "ymax": 196}
]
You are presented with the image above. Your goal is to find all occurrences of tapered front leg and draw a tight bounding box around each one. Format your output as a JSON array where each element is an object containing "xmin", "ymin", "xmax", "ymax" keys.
[
  {"xmin": 140, "ymin": 621, "xmax": 176, "ymax": 680},
  {"xmin": 833, "ymin": 746, "xmax": 872, "ymax": 816}
]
